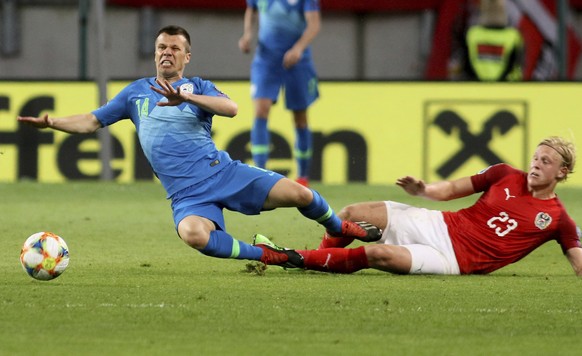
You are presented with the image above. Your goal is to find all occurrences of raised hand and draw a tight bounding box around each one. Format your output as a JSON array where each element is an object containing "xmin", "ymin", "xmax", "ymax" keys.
[
  {"xmin": 238, "ymin": 34, "xmax": 252, "ymax": 54},
  {"xmin": 150, "ymin": 79, "xmax": 185, "ymax": 106},
  {"xmin": 283, "ymin": 47, "xmax": 302, "ymax": 69},
  {"xmin": 396, "ymin": 176, "xmax": 426, "ymax": 196}
]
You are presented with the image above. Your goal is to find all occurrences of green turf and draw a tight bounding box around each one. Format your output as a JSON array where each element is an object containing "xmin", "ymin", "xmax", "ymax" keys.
[{"xmin": 1, "ymin": 182, "xmax": 581, "ymax": 355}]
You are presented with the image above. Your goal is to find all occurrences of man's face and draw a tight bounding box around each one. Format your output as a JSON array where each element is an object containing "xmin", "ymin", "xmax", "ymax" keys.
[
  {"xmin": 154, "ymin": 33, "xmax": 191, "ymax": 80},
  {"xmin": 528, "ymin": 144, "xmax": 566, "ymax": 188}
]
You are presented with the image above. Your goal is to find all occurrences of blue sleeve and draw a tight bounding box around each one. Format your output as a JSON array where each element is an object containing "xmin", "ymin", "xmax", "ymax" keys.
[
  {"xmin": 247, "ymin": 0, "xmax": 257, "ymax": 9},
  {"xmin": 195, "ymin": 77, "xmax": 229, "ymax": 99},
  {"xmin": 92, "ymin": 85, "xmax": 131, "ymax": 127}
]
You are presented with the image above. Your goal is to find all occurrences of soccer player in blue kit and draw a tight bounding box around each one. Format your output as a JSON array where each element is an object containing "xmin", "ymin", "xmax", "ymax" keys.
[
  {"xmin": 239, "ymin": 0, "xmax": 321, "ymax": 187},
  {"xmin": 18, "ymin": 25, "xmax": 380, "ymax": 268}
]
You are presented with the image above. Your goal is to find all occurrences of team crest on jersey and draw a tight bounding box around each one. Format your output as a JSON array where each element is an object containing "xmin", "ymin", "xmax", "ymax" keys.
[
  {"xmin": 180, "ymin": 83, "xmax": 194, "ymax": 94},
  {"xmin": 534, "ymin": 212, "xmax": 552, "ymax": 230}
]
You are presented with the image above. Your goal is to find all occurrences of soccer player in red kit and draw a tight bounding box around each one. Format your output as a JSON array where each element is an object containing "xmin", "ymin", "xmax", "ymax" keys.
[{"xmin": 256, "ymin": 136, "xmax": 582, "ymax": 276}]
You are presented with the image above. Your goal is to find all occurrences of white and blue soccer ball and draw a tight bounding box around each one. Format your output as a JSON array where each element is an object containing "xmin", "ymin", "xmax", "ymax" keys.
[{"xmin": 20, "ymin": 232, "xmax": 69, "ymax": 281}]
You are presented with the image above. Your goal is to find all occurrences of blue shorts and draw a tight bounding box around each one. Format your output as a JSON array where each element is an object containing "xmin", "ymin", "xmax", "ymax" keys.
[
  {"xmin": 170, "ymin": 160, "xmax": 285, "ymax": 231},
  {"xmin": 251, "ymin": 53, "xmax": 319, "ymax": 111}
]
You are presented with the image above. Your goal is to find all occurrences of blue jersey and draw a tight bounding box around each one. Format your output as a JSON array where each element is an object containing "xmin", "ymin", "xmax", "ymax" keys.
[
  {"xmin": 92, "ymin": 77, "xmax": 232, "ymax": 197},
  {"xmin": 248, "ymin": 0, "xmax": 320, "ymax": 59}
]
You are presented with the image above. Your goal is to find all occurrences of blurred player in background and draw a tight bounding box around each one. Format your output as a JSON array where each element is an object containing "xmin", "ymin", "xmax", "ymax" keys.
[
  {"xmin": 256, "ymin": 136, "xmax": 582, "ymax": 276},
  {"xmin": 238, "ymin": 0, "xmax": 321, "ymax": 187},
  {"xmin": 465, "ymin": 0, "xmax": 523, "ymax": 81},
  {"xmin": 18, "ymin": 25, "xmax": 379, "ymax": 268},
  {"xmin": 449, "ymin": 0, "xmax": 523, "ymax": 81}
]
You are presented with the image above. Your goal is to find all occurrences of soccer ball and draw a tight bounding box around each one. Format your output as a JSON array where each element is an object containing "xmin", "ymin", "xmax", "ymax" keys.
[{"xmin": 20, "ymin": 232, "xmax": 70, "ymax": 281}]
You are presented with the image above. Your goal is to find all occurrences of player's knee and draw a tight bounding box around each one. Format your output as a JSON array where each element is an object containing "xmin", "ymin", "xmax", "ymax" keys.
[
  {"xmin": 338, "ymin": 204, "xmax": 358, "ymax": 220},
  {"xmin": 178, "ymin": 223, "xmax": 209, "ymax": 250},
  {"xmin": 295, "ymin": 185, "xmax": 313, "ymax": 206},
  {"xmin": 255, "ymin": 105, "xmax": 270, "ymax": 118},
  {"xmin": 365, "ymin": 245, "xmax": 410, "ymax": 274}
]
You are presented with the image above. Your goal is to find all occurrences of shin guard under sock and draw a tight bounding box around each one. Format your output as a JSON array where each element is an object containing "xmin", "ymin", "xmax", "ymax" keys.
[
  {"xmin": 298, "ymin": 246, "xmax": 369, "ymax": 273},
  {"xmin": 200, "ymin": 230, "xmax": 262, "ymax": 260},
  {"xmin": 298, "ymin": 189, "xmax": 342, "ymax": 233},
  {"xmin": 295, "ymin": 126, "xmax": 312, "ymax": 178},
  {"xmin": 251, "ymin": 118, "xmax": 269, "ymax": 168}
]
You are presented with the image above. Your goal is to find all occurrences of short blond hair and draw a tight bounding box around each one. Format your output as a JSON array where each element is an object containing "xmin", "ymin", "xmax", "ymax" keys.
[{"xmin": 538, "ymin": 136, "xmax": 576, "ymax": 181}]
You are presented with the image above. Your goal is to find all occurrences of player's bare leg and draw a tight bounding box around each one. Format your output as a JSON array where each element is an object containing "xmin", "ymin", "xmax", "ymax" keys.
[
  {"xmin": 262, "ymin": 177, "xmax": 313, "ymax": 209},
  {"xmin": 319, "ymin": 201, "xmax": 386, "ymax": 248},
  {"xmin": 177, "ymin": 215, "xmax": 215, "ymax": 249},
  {"xmin": 364, "ymin": 244, "xmax": 412, "ymax": 274},
  {"xmin": 338, "ymin": 201, "xmax": 389, "ymax": 230}
]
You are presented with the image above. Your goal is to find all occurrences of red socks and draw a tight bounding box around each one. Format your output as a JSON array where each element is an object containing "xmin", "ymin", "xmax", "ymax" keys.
[
  {"xmin": 317, "ymin": 234, "xmax": 354, "ymax": 249},
  {"xmin": 297, "ymin": 246, "xmax": 369, "ymax": 274}
]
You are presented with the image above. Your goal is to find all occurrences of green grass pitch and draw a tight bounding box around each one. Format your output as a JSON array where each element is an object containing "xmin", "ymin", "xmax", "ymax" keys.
[{"xmin": 1, "ymin": 182, "xmax": 581, "ymax": 355}]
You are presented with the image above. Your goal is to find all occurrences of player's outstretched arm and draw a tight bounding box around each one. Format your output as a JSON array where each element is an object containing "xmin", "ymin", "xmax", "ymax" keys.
[
  {"xmin": 396, "ymin": 176, "xmax": 427, "ymax": 196},
  {"xmin": 396, "ymin": 175, "xmax": 475, "ymax": 201},
  {"xmin": 566, "ymin": 247, "xmax": 582, "ymax": 276},
  {"xmin": 17, "ymin": 113, "xmax": 101, "ymax": 134}
]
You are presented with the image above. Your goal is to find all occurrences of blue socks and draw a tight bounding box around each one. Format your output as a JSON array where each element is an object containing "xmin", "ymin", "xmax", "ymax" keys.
[
  {"xmin": 251, "ymin": 118, "xmax": 312, "ymax": 181},
  {"xmin": 198, "ymin": 193, "xmax": 342, "ymax": 260},
  {"xmin": 200, "ymin": 230, "xmax": 262, "ymax": 260},
  {"xmin": 251, "ymin": 118, "xmax": 269, "ymax": 168},
  {"xmin": 295, "ymin": 126, "xmax": 312, "ymax": 178},
  {"xmin": 298, "ymin": 189, "xmax": 342, "ymax": 233}
]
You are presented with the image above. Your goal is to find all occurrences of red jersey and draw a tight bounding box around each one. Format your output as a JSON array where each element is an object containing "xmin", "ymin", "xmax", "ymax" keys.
[{"xmin": 442, "ymin": 164, "xmax": 580, "ymax": 274}]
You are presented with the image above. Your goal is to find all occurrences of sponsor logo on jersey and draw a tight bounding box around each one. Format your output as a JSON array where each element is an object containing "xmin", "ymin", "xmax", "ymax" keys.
[
  {"xmin": 504, "ymin": 188, "xmax": 516, "ymax": 200},
  {"xmin": 535, "ymin": 212, "xmax": 552, "ymax": 230}
]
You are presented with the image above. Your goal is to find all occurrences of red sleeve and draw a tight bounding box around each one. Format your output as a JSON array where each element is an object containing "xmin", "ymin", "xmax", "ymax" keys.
[
  {"xmin": 470, "ymin": 164, "xmax": 522, "ymax": 193},
  {"xmin": 557, "ymin": 211, "xmax": 582, "ymax": 253}
]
